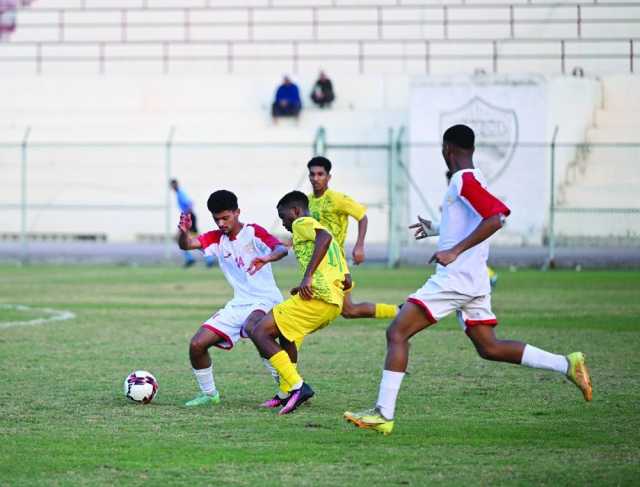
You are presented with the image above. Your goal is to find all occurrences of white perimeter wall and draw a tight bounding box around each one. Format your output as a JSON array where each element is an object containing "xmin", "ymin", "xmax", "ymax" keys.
[
  {"xmin": 0, "ymin": 74, "xmax": 409, "ymax": 243},
  {"xmin": 0, "ymin": 73, "xmax": 603, "ymax": 244}
]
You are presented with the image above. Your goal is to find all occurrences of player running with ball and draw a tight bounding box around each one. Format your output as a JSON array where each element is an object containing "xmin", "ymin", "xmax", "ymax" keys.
[{"xmin": 345, "ymin": 124, "xmax": 592, "ymax": 435}]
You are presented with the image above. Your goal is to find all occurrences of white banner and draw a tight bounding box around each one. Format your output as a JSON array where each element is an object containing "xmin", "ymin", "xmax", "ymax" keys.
[{"xmin": 409, "ymin": 75, "xmax": 547, "ymax": 245}]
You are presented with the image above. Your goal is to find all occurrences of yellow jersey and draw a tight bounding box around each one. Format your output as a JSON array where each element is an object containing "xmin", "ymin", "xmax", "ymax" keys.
[
  {"xmin": 291, "ymin": 216, "xmax": 349, "ymax": 307},
  {"xmin": 308, "ymin": 189, "xmax": 366, "ymax": 251}
]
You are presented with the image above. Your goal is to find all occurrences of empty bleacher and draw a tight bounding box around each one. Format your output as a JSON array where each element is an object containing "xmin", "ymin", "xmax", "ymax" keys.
[{"xmin": 1, "ymin": 1, "xmax": 638, "ymax": 76}]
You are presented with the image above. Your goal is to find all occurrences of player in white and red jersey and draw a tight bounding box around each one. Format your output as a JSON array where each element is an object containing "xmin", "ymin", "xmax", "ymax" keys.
[
  {"xmin": 177, "ymin": 189, "xmax": 289, "ymax": 407},
  {"xmin": 345, "ymin": 125, "xmax": 592, "ymax": 435}
]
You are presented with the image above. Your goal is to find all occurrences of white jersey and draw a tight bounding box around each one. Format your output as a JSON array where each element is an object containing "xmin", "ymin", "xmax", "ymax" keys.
[
  {"xmin": 430, "ymin": 168, "xmax": 510, "ymax": 296},
  {"xmin": 198, "ymin": 223, "xmax": 284, "ymax": 306}
]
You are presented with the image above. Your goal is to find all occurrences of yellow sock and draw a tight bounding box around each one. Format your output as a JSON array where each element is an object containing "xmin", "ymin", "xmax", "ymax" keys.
[
  {"xmin": 375, "ymin": 303, "xmax": 398, "ymax": 319},
  {"xmin": 278, "ymin": 363, "xmax": 298, "ymax": 394},
  {"xmin": 270, "ymin": 351, "xmax": 303, "ymax": 391}
]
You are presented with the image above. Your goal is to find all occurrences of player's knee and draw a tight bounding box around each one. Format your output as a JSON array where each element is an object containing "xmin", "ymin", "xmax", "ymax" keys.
[
  {"xmin": 243, "ymin": 320, "xmax": 257, "ymax": 336},
  {"xmin": 386, "ymin": 324, "xmax": 408, "ymax": 345},
  {"xmin": 340, "ymin": 307, "xmax": 359, "ymax": 319},
  {"xmin": 476, "ymin": 341, "xmax": 501, "ymax": 361},
  {"xmin": 189, "ymin": 335, "xmax": 209, "ymax": 355}
]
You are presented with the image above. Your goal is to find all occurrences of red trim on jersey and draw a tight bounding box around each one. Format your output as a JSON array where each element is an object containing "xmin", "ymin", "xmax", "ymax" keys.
[
  {"xmin": 198, "ymin": 230, "xmax": 223, "ymax": 249},
  {"xmin": 202, "ymin": 324, "xmax": 234, "ymax": 350},
  {"xmin": 406, "ymin": 298, "xmax": 438, "ymax": 324},
  {"xmin": 465, "ymin": 318, "xmax": 498, "ymax": 327},
  {"xmin": 460, "ymin": 172, "xmax": 511, "ymax": 219},
  {"xmin": 248, "ymin": 223, "xmax": 282, "ymax": 250}
]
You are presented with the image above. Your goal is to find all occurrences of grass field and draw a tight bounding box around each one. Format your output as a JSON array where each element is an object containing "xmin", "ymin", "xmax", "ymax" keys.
[{"xmin": 1, "ymin": 264, "xmax": 639, "ymax": 486}]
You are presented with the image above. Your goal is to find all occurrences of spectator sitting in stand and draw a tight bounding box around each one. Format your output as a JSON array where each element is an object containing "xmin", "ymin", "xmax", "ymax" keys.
[
  {"xmin": 310, "ymin": 71, "xmax": 335, "ymax": 109},
  {"xmin": 272, "ymin": 76, "xmax": 302, "ymax": 122}
]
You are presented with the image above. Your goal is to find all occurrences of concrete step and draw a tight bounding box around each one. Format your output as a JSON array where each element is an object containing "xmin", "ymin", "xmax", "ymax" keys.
[
  {"xmin": 0, "ymin": 108, "xmax": 407, "ymax": 143},
  {"xmin": 586, "ymin": 127, "xmax": 640, "ymax": 143},
  {"xmin": 560, "ymin": 185, "xmax": 640, "ymax": 208},
  {"xmin": 594, "ymin": 109, "xmax": 640, "ymax": 128},
  {"xmin": 602, "ymin": 75, "xmax": 640, "ymax": 111},
  {"xmin": 555, "ymin": 211, "xmax": 640, "ymax": 238}
]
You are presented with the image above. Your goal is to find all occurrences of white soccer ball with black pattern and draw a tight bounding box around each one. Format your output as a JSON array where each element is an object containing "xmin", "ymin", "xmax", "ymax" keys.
[{"xmin": 124, "ymin": 370, "xmax": 158, "ymax": 404}]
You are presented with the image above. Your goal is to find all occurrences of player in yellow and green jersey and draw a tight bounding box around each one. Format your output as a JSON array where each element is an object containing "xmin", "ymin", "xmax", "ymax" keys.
[
  {"xmin": 247, "ymin": 190, "xmax": 350, "ymax": 415},
  {"xmin": 307, "ymin": 156, "xmax": 398, "ymax": 320}
]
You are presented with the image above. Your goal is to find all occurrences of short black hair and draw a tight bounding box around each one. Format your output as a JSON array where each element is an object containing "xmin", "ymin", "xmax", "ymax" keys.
[
  {"xmin": 443, "ymin": 124, "xmax": 475, "ymax": 150},
  {"xmin": 207, "ymin": 190, "xmax": 238, "ymax": 214},
  {"xmin": 277, "ymin": 190, "xmax": 309, "ymax": 211},
  {"xmin": 307, "ymin": 156, "xmax": 332, "ymax": 173}
]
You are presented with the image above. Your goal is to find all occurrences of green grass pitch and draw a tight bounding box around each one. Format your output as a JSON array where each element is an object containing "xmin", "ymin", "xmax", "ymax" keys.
[{"xmin": 1, "ymin": 264, "xmax": 639, "ymax": 486}]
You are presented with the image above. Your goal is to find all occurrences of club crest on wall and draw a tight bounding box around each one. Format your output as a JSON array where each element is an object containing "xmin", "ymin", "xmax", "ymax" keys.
[{"xmin": 439, "ymin": 96, "xmax": 519, "ymax": 183}]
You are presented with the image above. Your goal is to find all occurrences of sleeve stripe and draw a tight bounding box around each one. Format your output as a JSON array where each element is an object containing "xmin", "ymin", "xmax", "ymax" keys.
[
  {"xmin": 248, "ymin": 224, "xmax": 281, "ymax": 250},
  {"xmin": 198, "ymin": 230, "xmax": 222, "ymax": 249},
  {"xmin": 460, "ymin": 172, "xmax": 511, "ymax": 219}
]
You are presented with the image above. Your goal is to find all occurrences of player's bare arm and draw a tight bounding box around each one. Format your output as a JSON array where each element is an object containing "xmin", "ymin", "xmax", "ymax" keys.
[
  {"xmin": 352, "ymin": 214, "xmax": 368, "ymax": 265},
  {"xmin": 177, "ymin": 212, "xmax": 202, "ymax": 251},
  {"xmin": 429, "ymin": 213, "xmax": 505, "ymax": 266},
  {"xmin": 247, "ymin": 244, "xmax": 289, "ymax": 275},
  {"xmin": 295, "ymin": 229, "xmax": 332, "ymax": 300}
]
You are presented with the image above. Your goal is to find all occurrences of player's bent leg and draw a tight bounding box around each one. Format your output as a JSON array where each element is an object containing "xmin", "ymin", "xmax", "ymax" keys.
[
  {"xmin": 341, "ymin": 292, "xmax": 375, "ymax": 319},
  {"xmin": 189, "ymin": 327, "xmax": 224, "ymax": 369},
  {"xmin": 385, "ymin": 301, "xmax": 437, "ymax": 371},
  {"xmin": 467, "ymin": 325, "xmax": 592, "ymax": 401},
  {"xmin": 465, "ymin": 325, "xmax": 525, "ymax": 364},
  {"xmin": 186, "ymin": 327, "xmax": 224, "ymax": 407},
  {"xmin": 247, "ymin": 311, "xmax": 282, "ymax": 358},
  {"xmin": 248, "ymin": 312, "xmax": 305, "ymax": 402}
]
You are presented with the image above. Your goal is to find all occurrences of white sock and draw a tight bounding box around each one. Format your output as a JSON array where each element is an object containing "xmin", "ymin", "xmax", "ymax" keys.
[
  {"xmin": 262, "ymin": 357, "xmax": 281, "ymax": 385},
  {"xmin": 193, "ymin": 366, "xmax": 216, "ymax": 395},
  {"xmin": 262, "ymin": 357, "xmax": 289, "ymax": 398},
  {"xmin": 375, "ymin": 370, "xmax": 405, "ymax": 420},
  {"xmin": 521, "ymin": 345, "xmax": 568, "ymax": 374}
]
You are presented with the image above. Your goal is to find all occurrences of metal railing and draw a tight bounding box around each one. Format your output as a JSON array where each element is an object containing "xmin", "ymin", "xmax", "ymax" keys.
[{"xmin": 1, "ymin": 128, "xmax": 639, "ymax": 266}]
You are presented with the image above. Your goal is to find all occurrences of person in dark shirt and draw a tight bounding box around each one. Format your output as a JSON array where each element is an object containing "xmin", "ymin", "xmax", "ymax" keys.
[
  {"xmin": 310, "ymin": 71, "xmax": 335, "ymax": 109},
  {"xmin": 272, "ymin": 76, "xmax": 302, "ymax": 121}
]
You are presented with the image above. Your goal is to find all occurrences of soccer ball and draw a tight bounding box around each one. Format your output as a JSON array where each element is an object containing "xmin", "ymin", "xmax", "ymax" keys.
[{"xmin": 124, "ymin": 370, "xmax": 158, "ymax": 404}]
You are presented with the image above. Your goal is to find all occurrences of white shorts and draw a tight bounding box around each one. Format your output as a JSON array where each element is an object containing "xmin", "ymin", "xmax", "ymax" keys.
[
  {"xmin": 407, "ymin": 280, "xmax": 497, "ymax": 333},
  {"xmin": 202, "ymin": 300, "xmax": 276, "ymax": 350}
]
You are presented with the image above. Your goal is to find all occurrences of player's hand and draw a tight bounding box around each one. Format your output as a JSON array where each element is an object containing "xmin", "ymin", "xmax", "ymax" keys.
[
  {"xmin": 409, "ymin": 215, "xmax": 436, "ymax": 240},
  {"xmin": 247, "ymin": 256, "xmax": 269, "ymax": 275},
  {"xmin": 429, "ymin": 249, "xmax": 458, "ymax": 266},
  {"xmin": 352, "ymin": 244, "xmax": 365, "ymax": 265},
  {"xmin": 297, "ymin": 276, "xmax": 314, "ymax": 300},
  {"xmin": 342, "ymin": 274, "xmax": 353, "ymax": 291},
  {"xmin": 178, "ymin": 212, "xmax": 192, "ymax": 233}
]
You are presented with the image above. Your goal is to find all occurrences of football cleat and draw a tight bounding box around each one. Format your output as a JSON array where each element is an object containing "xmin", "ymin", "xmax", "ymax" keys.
[
  {"xmin": 260, "ymin": 394, "xmax": 287, "ymax": 409},
  {"xmin": 566, "ymin": 352, "xmax": 592, "ymax": 401},
  {"xmin": 278, "ymin": 383, "xmax": 314, "ymax": 415},
  {"xmin": 185, "ymin": 391, "xmax": 221, "ymax": 407},
  {"xmin": 344, "ymin": 408, "xmax": 395, "ymax": 436}
]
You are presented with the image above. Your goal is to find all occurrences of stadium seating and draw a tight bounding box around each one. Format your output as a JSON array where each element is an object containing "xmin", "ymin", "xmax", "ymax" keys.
[
  {"xmin": 1, "ymin": 2, "xmax": 638, "ymax": 76},
  {"xmin": 1, "ymin": 1, "xmax": 638, "ymax": 244},
  {"xmin": 554, "ymin": 75, "xmax": 640, "ymax": 241}
]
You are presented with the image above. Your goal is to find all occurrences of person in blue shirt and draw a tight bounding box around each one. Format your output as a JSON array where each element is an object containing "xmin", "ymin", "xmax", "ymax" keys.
[
  {"xmin": 271, "ymin": 76, "xmax": 302, "ymax": 121},
  {"xmin": 170, "ymin": 179, "xmax": 214, "ymax": 268}
]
